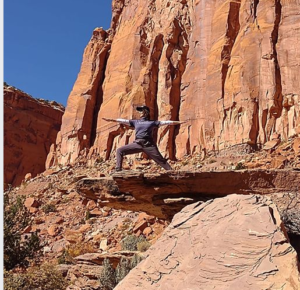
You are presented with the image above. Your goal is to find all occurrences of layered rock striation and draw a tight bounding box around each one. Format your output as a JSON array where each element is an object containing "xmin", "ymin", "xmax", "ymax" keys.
[
  {"xmin": 4, "ymin": 85, "xmax": 64, "ymax": 187},
  {"xmin": 48, "ymin": 0, "xmax": 300, "ymax": 167},
  {"xmin": 77, "ymin": 169, "xmax": 300, "ymax": 219},
  {"xmin": 115, "ymin": 195, "xmax": 300, "ymax": 290}
]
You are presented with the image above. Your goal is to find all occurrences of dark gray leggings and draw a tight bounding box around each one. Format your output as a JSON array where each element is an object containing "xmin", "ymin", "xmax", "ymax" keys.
[{"xmin": 116, "ymin": 142, "xmax": 172, "ymax": 170}]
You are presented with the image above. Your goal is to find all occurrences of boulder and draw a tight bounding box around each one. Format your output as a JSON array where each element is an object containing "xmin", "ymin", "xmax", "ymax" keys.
[
  {"xmin": 115, "ymin": 195, "xmax": 300, "ymax": 290},
  {"xmin": 24, "ymin": 197, "xmax": 39, "ymax": 209}
]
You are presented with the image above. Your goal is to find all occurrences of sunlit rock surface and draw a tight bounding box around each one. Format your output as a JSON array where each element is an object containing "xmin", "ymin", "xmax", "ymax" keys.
[
  {"xmin": 50, "ymin": 0, "xmax": 300, "ymax": 166},
  {"xmin": 115, "ymin": 195, "xmax": 300, "ymax": 290},
  {"xmin": 4, "ymin": 85, "xmax": 64, "ymax": 187}
]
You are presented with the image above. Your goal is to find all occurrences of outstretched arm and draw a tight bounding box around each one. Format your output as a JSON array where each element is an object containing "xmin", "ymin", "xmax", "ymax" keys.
[
  {"xmin": 159, "ymin": 120, "xmax": 187, "ymax": 127},
  {"xmin": 102, "ymin": 118, "xmax": 130, "ymax": 125}
]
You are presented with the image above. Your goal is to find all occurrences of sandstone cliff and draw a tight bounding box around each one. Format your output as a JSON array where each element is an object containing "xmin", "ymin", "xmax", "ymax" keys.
[
  {"xmin": 4, "ymin": 84, "xmax": 64, "ymax": 187},
  {"xmin": 48, "ymin": 0, "xmax": 300, "ymax": 167}
]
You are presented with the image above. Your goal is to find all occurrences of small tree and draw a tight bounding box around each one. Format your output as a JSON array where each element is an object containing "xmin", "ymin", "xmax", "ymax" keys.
[
  {"xmin": 4, "ymin": 192, "xmax": 41, "ymax": 270},
  {"xmin": 99, "ymin": 259, "xmax": 116, "ymax": 290}
]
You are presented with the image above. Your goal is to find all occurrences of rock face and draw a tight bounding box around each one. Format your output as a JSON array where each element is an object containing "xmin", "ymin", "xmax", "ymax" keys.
[
  {"xmin": 77, "ymin": 169, "xmax": 300, "ymax": 219},
  {"xmin": 115, "ymin": 195, "xmax": 300, "ymax": 290},
  {"xmin": 4, "ymin": 85, "xmax": 64, "ymax": 187},
  {"xmin": 48, "ymin": 0, "xmax": 300, "ymax": 167}
]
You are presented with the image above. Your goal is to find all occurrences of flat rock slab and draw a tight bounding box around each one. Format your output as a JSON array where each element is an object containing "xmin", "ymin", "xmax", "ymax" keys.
[
  {"xmin": 115, "ymin": 194, "xmax": 300, "ymax": 290},
  {"xmin": 75, "ymin": 251, "xmax": 141, "ymax": 268},
  {"xmin": 77, "ymin": 170, "xmax": 300, "ymax": 219}
]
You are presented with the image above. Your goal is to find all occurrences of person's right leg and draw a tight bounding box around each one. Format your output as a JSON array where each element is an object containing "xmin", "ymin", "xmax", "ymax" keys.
[
  {"xmin": 116, "ymin": 142, "xmax": 143, "ymax": 170},
  {"xmin": 143, "ymin": 146, "xmax": 172, "ymax": 170}
]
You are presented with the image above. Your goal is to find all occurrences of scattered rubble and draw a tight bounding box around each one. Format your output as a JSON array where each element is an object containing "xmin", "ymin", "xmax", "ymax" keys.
[{"xmin": 5, "ymin": 135, "xmax": 300, "ymax": 289}]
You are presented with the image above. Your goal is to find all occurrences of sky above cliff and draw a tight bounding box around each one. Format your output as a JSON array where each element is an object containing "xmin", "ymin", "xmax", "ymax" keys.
[{"xmin": 4, "ymin": 0, "xmax": 112, "ymax": 106}]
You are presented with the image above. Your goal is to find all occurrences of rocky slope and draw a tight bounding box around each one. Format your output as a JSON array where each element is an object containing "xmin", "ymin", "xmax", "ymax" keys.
[
  {"xmin": 4, "ymin": 84, "xmax": 64, "ymax": 187},
  {"xmin": 47, "ymin": 0, "xmax": 300, "ymax": 167},
  {"xmin": 5, "ymin": 139, "xmax": 298, "ymax": 289},
  {"xmin": 7, "ymin": 160, "xmax": 169, "ymax": 289}
]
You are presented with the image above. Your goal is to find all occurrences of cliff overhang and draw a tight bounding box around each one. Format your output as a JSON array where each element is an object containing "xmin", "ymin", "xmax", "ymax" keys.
[{"xmin": 77, "ymin": 169, "xmax": 300, "ymax": 220}]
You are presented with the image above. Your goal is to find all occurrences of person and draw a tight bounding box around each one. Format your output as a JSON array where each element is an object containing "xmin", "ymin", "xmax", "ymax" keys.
[{"xmin": 102, "ymin": 105, "xmax": 186, "ymax": 172}]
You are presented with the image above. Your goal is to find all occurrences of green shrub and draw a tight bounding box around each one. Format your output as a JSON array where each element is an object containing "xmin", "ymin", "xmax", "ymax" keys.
[
  {"xmin": 67, "ymin": 241, "xmax": 96, "ymax": 258},
  {"xmin": 99, "ymin": 254, "xmax": 145, "ymax": 289},
  {"xmin": 4, "ymin": 193, "xmax": 41, "ymax": 270},
  {"xmin": 119, "ymin": 254, "xmax": 145, "ymax": 280},
  {"xmin": 137, "ymin": 240, "xmax": 151, "ymax": 252},
  {"xmin": 42, "ymin": 203, "xmax": 56, "ymax": 213},
  {"xmin": 130, "ymin": 253, "xmax": 144, "ymax": 268},
  {"xmin": 57, "ymin": 250, "xmax": 75, "ymax": 265},
  {"xmin": 99, "ymin": 259, "xmax": 116, "ymax": 290},
  {"xmin": 4, "ymin": 270, "xmax": 27, "ymax": 290},
  {"xmin": 121, "ymin": 235, "xmax": 147, "ymax": 251},
  {"xmin": 26, "ymin": 262, "xmax": 67, "ymax": 290},
  {"xmin": 4, "ymin": 263, "xmax": 68, "ymax": 290},
  {"xmin": 85, "ymin": 210, "xmax": 91, "ymax": 220},
  {"xmin": 234, "ymin": 162, "xmax": 246, "ymax": 170},
  {"xmin": 115, "ymin": 257, "xmax": 131, "ymax": 283}
]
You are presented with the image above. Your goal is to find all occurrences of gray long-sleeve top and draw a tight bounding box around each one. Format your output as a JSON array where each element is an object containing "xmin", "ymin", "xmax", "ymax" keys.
[{"xmin": 116, "ymin": 117, "xmax": 178, "ymax": 140}]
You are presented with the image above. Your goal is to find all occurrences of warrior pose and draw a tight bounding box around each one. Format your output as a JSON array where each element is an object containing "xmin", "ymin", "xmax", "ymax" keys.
[{"xmin": 103, "ymin": 105, "xmax": 185, "ymax": 171}]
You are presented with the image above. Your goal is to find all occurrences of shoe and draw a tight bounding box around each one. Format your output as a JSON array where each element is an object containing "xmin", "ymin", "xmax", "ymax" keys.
[{"xmin": 109, "ymin": 168, "xmax": 122, "ymax": 175}]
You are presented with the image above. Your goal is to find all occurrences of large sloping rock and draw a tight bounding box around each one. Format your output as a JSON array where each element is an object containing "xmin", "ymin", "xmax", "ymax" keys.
[
  {"xmin": 49, "ymin": 0, "xmax": 300, "ymax": 167},
  {"xmin": 4, "ymin": 85, "xmax": 64, "ymax": 187},
  {"xmin": 115, "ymin": 194, "xmax": 300, "ymax": 290}
]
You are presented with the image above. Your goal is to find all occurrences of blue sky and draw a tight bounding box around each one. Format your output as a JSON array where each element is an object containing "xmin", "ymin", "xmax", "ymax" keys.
[{"xmin": 4, "ymin": 0, "xmax": 112, "ymax": 106}]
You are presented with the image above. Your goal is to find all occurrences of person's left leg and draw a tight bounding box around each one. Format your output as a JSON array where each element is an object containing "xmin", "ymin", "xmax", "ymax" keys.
[
  {"xmin": 143, "ymin": 146, "xmax": 172, "ymax": 170},
  {"xmin": 116, "ymin": 142, "xmax": 143, "ymax": 170}
]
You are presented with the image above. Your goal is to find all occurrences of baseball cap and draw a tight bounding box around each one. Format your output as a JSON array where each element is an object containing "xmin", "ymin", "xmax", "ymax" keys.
[{"xmin": 136, "ymin": 105, "xmax": 150, "ymax": 112}]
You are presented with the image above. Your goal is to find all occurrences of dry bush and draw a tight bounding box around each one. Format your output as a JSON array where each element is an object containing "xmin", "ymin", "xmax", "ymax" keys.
[
  {"xmin": 4, "ymin": 263, "xmax": 67, "ymax": 290},
  {"xmin": 121, "ymin": 235, "xmax": 147, "ymax": 251},
  {"xmin": 57, "ymin": 250, "xmax": 75, "ymax": 265},
  {"xmin": 4, "ymin": 270, "xmax": 27, "ymax": 290},
  {"xmin": 100, "ymin": 254, "xmax": 145, "ymax": 289},
  {"xmin": 130, "ymin": 253, "xmax": 144, "ymax": 268},
  {"xmin": 115, "ymin": 257, "xmax": 131, "ymax": 283},
  {"xmin": 137, "ymin": 240, "xmax": 151, "ymax": 252},
  {"xmin": 41, "ymin": 203, "xmax": 57, "ymax": 213},
  {"xmin": 67, "ymin": 241, "xmax": 96, "ymax": 257},
  {"xmin": 99, "ymin": 259, "xmax": 116, "ymax": 290}
]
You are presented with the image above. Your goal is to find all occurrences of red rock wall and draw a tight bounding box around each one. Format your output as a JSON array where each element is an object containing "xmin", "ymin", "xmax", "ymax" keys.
[
  {"xmin": 4, "ymin": 86, "xmax": 64, "ymax": 187},
  {"xmin": 50, "ymin": 0, "xmax": 300, "ymax": 166}
]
